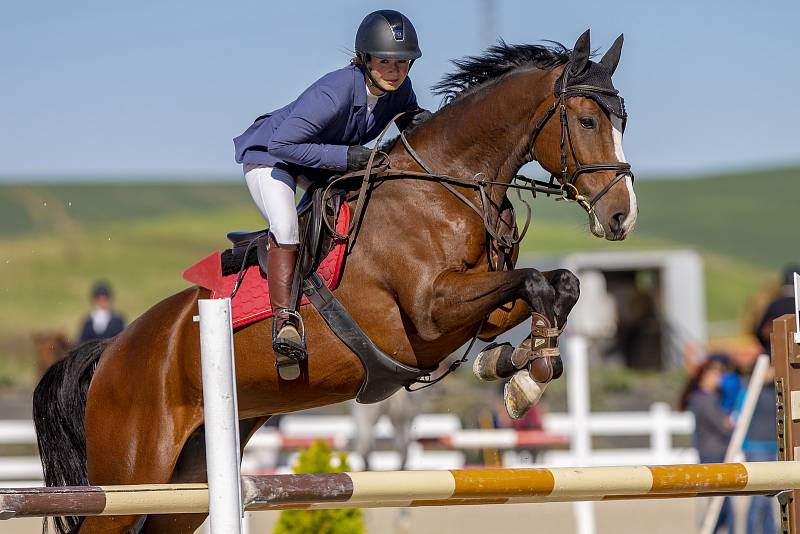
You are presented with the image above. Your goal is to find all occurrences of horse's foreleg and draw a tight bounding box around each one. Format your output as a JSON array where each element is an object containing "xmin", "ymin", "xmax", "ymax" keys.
[
  {"xmin": 542, "ymin": 269, "xmax": 581, "ymax": 327},
  {"xmin": 478, "ymin": 269, "xmax": 580, "ymax": 340},
  {"xmin": 426, "ymin": 268, "xmax": 556, "ymax": 336},
  {"xmin": 478, "ymin": 297, "xmax": 529, "ymax": 340},
  {"xmin": 427, "ymin": 268, "xmax": 578, "ymax": 420}
]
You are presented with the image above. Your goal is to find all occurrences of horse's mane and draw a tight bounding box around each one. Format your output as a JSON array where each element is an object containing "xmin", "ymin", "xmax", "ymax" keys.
[
  {"xmin": 431, "ymin": 40, "xmax": 571, "ymax": 106},
  {"xmin": 380, "ymin": 41, "xmax": 571, "ymax": 152}
]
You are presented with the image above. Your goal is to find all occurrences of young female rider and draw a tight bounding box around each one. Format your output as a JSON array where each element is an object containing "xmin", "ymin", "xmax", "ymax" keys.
[{"xmin": 233, "ymin": 10, "xmax": 432, "ymax": 380}]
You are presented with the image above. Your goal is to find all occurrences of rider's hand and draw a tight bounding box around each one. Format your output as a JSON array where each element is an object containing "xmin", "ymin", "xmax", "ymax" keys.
[
  {"xmin": 399, "ymin": 108, "xmax": 434, "ymax": 132},
  {"xmin": 346, "ymin": 145, "xmax": 386, "ymax": 171}
]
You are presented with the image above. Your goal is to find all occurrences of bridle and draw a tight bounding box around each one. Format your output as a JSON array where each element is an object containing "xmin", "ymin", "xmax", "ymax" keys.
[{"xmin": 524, "ymin": 63, "xmax": 635, "ymax": 237}]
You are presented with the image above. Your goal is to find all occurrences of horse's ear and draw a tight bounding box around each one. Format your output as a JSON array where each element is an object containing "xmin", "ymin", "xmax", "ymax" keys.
[
  {"xmin": 600, "ymin": 34, "xmax": 624, "ymax": 75},
  {"xmin": 571, "ymin": 29, "xmax": 591, "ymax": 75}
]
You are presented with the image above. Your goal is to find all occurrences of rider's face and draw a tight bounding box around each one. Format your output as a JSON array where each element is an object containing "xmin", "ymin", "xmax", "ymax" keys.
[{"xmin": 366, "ymin": 57, "xmax": 410, "ymax": 94}]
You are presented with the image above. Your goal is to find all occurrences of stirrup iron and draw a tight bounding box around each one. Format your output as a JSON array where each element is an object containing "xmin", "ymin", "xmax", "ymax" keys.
[{"xmin": 273, "ymin": 310, "xmax": 307, "ymax": 381}]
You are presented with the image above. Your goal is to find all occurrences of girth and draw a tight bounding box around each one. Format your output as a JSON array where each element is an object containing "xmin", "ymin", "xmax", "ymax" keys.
[{"xmin": 303, "ymin": 273, "xmax": 433, "ymax": 404}]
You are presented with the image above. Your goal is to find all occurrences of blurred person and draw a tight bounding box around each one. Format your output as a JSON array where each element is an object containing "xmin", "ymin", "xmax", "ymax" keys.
[
  {"xmin": 740, "ymin": 265, "xmax": 796, "ymax": 533},
  {"xmin": 754, "ymin": 263, "xmax": 800, "ymax": 353},
  {"xmin": 682, "ymin": 348, "xmax": 742, "ymax": 416},
  {"xmin": 711, "ymin": 353, "xmax": 743, "ymax": 416},
  {"xmin": 350, "ymin": 388, "xmax": 417, "ymax": 471},
  {"xmin": 733, "ymin": 363, "xmax": 777, "ymax": 534},
  {"xmin": 232, "ymin": 10, "xmax": 431, "ymax": 376},
  {"xmin": 77, "ymin": 281, "xmax": 125, "ymax": 344},
  {"xmin": 510, "ymin": 402, "xmax": 545, "ymax": 464},
  {"xmin": 679, "ymin": 358, "xmax": 735, "ymax": 533}
]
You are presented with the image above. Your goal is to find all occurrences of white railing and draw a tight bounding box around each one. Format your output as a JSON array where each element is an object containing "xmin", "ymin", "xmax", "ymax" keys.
[{"xmin": 0, "ymin": 405, "xmax": 696, "ymax": 483}]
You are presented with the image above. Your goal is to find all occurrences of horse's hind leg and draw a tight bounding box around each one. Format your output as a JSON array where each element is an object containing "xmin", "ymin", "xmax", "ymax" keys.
[
  {"xmin": 138, "ymin": 416, "xmax": 270, "ymax": 534},
  {"xmin": 79, "ymin": 386, "xmax": 203, "ymax": 533}
]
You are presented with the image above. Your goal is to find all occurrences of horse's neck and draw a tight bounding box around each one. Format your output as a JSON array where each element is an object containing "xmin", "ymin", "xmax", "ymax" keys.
[{"xmin": 401, "ymin": 68, "xmax": 555, "ymax": 205}]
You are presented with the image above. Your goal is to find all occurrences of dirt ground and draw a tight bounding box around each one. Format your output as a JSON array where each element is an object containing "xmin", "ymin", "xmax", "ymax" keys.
[{"xmin": 5, "ymin": 497, "xmax": 771, "ymax": 534}]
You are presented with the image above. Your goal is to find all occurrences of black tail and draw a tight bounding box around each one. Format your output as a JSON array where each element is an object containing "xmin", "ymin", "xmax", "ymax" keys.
[{"xmin": 32, "ymin": 339, "xmax": 109, "ymax": 534}]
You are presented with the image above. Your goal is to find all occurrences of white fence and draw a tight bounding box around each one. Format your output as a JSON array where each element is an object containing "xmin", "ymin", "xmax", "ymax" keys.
[{"xmin": 0, "ymin": 404, "xmax": 696, "ymax": 484}]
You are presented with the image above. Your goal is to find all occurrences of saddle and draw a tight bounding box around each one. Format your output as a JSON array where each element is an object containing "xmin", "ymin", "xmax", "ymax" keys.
[
  {"xmin": 190, "ymin": 175, "xmax": 431, "ymax": 404},
  {"xmin": 223, "ymin": 181, "xmax": 347, "ymax": 282}
]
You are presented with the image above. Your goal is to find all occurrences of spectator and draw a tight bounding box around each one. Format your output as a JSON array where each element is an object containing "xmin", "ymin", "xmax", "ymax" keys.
[
  {"xmin": 754, "ymin": 263, "xmax": 799, "ymax": 353},
  {"xmin": 708, "ymin": 353, "xmax": 743, "ymax": 416},
  {"xmin": 739, "ymin": 265, "xmax": 796, "ymax": 534},
  {"xmin": 679, "ymin": 358, "xmax": 735, "ymax": 533},
  {"xmin": 77, "ymin": 281, "xmax": 125, "ymax": 344},
  {"xmin": 734, "ymin": 363, "xmax": 777, "ymax": 534}
]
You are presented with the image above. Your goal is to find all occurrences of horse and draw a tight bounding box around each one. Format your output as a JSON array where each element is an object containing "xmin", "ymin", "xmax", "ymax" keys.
[{"xmin": 33, "ymin": 30, "xmax": 637, "ymax": 533}]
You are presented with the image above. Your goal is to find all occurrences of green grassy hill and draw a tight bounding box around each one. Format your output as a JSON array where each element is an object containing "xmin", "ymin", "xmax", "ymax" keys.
[
  {"xmin": 525, "ymin": 166, "xmax": 799, "ymax": 269},
  {"xmin": 0, "ymin": 167, "xmax": 796, "ymax": 385}
]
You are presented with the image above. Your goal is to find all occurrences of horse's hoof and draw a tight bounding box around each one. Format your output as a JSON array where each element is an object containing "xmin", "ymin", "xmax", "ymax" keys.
[
  {"xmin": 473, "ymin": 342, "xmax": 514, "ymax": 381},
  {"xmin": 503, "ymin": 370, "xmax": 547, "ymax": 419}
]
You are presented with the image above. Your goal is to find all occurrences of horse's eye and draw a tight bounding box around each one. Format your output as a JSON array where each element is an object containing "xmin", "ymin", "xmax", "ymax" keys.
[{"xmin": 579, "ymin": 117, "xmax": 596, "ymax": 129}]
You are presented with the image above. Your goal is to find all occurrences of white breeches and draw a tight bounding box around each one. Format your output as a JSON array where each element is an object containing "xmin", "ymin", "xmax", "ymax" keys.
[{"xmin": 243, "ymin": 164, "xmax": 310, "ymax": 245}]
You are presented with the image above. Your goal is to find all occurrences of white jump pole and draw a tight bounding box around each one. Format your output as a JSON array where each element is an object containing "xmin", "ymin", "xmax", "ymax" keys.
[
  {"xmin": 565, "ymin": 335, "xmax": 596, "ymax": 534},
  {"xmin": 197, "ymin": 299, "xmax": 243, "ymax": 534},
  {"xmin": 699, "ymin": 353, "xmax": 770, "ymax": 534}
]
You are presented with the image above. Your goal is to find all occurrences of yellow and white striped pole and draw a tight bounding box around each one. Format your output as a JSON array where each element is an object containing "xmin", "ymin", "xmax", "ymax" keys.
[{"xmin": 1, "ymin": 462, "xmax": 799, "ymax": 519}]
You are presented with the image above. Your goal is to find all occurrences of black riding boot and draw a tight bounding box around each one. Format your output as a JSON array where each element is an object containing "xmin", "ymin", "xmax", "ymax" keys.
[{"xmin": 267, "ymin": 236, "xmax": 306, "ymax": 380}]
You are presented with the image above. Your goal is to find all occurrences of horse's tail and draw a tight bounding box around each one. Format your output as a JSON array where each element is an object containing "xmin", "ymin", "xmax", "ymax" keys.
[{"xmin": 32, "ymin": 339, "xmax": 109, "ymax": 534}]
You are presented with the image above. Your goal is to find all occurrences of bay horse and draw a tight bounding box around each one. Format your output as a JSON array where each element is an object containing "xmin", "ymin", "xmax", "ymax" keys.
[{"xmin": 33, "ymin": 30, "xmax": 637, "ymax": 533}]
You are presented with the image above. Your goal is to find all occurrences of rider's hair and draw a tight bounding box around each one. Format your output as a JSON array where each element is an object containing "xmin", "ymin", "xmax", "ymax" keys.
[{"xmin": 350, "ymin": 54, "xmax": 370, "ymax": 66}]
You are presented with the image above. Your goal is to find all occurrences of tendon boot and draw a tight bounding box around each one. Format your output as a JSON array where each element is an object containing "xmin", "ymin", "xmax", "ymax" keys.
[
  {"xmin": 502, "ymin": 313, "xmax": 564, "ymax": 419},
  {"xmin": 267, "ymin": 236, "xmax": 306, "ymax": 380}
]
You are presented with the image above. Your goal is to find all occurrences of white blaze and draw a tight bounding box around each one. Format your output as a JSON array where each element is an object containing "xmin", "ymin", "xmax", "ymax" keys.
[{"xmin": 612, "ymin": 115, "xmax": 637, "ymax": 232}]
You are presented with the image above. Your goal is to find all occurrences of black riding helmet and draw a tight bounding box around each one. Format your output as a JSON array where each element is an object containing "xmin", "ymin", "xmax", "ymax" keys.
[{"xmin": 355, "ymin": 10, "xmax": 422, "ymax": 63}]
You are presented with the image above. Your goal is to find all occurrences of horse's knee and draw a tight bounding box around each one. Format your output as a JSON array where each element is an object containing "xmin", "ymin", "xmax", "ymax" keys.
[
  {"xmin": 522, "ymin": 270, "xmax": 556, "ymax": 311},
  {"xmin": 551, "ymin": 269, "xmax": 580, "ymax": 302}
]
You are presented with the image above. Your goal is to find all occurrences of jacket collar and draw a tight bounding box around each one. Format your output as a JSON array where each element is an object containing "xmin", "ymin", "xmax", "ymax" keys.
[{"xmin": 352, "ymin": 65, "xmax": 367, "ymax": 109}]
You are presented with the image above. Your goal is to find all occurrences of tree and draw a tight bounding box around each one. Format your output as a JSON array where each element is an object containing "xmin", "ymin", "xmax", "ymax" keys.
[{"xmin": 273, "ymin": 440, "xmax": 364, "ymax": 534}]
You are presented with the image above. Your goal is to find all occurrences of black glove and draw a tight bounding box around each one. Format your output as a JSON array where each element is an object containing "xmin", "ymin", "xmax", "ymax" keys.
[
  {"xmin": 346, "ymin": 145, "xmax": 386, "ymax": 171},
  {"xmin": 399, "ymin": 108, "xmax": 434, "ymax": 132}
]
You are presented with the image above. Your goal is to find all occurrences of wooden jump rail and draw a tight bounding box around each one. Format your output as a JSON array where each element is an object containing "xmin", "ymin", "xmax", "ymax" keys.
[{"xmin": 1, "ymin": 461, "xmax": 800, "ymax": 519}]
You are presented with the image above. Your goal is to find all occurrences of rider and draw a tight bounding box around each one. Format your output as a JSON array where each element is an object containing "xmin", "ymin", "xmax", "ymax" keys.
[{"xmin": 233, "ymin": 10, "xmax": 432, "ymax": 379}]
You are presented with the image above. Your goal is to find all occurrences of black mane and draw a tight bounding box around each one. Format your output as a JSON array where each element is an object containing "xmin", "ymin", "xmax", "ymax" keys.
[{"xmin": 431, "ymin": 40, "xmax": 571, "ymax": 106}]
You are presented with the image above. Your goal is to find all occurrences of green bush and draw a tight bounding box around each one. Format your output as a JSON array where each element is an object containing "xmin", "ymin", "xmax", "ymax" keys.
[{"xmin": 273, "ymin": 440, "xmax": 364, "ymax": 534}]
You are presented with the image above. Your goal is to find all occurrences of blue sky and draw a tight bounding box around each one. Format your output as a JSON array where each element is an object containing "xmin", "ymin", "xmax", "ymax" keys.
[{"xmin": 1, "ymin": 0, "xmax": 798, "ymax": 180}]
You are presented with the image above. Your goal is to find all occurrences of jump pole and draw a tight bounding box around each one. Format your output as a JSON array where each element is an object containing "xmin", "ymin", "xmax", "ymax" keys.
[
  {"xmin": 3, "ymin": 462, "xmax": 800, "ymax": 518},
  {"xmin": 196, "ymin": 298, "xmax": 243, "ymax": 534}
]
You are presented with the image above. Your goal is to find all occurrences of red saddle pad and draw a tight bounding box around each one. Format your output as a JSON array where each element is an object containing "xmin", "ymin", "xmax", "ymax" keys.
[{"xmin": 183, "ymin": 204, "xmax": 349, "ymax": 329}]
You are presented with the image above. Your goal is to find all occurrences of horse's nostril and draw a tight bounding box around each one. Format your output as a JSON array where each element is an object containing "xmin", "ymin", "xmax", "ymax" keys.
[{"xmin": 610, "ymin": 212, "xmax": 625, "ymax": 233}]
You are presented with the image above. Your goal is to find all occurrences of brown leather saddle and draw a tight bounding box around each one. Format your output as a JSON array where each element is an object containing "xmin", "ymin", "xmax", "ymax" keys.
[{"xmin": 222, "ymin": 181, "xmax": 347, "ymax": 281}]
